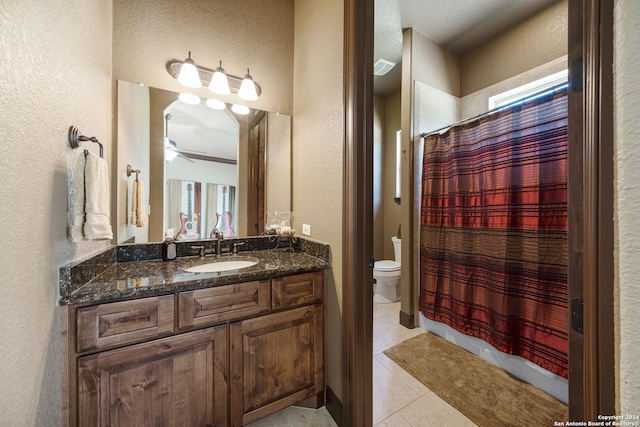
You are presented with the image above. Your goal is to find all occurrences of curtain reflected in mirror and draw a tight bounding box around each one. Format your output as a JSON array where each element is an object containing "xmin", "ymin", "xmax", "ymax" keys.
[{"xmin": 166, "ymin": 179, "xmax": 236, "ymax": 240}]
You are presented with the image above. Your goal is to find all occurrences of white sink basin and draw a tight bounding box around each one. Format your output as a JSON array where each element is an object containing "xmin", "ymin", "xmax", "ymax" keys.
[{"xmin": 184, "ymin": 258, "xmax": 258, "ymax": 273}]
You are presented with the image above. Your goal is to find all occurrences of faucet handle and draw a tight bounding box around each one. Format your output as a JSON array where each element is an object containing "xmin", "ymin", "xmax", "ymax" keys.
[
  {"xmin": 232, "ymin": 242, "xmax": 245, "ymax": 254},
  {"xmin": 191, "ymin": 245, "xmax": 205, "ymax": 257}
]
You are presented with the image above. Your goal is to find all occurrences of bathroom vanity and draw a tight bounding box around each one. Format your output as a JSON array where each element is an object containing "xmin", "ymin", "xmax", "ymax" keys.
[{"xmin": 60, "ymin": 238, "xmax": 328, "ymax": 426}]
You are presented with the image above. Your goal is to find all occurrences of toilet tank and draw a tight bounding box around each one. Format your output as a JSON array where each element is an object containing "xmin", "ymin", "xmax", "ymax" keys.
[{"xmin": 392, "ymin": 236, "xmax": 401, "ymax": 263}]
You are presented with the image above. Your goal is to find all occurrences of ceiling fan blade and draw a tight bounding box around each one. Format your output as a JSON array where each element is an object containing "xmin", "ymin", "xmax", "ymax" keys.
[
  {"xmin": 177, "ymin": 153, "xmax": 195, "ymax": 163},
  {"xmin": 179, "ymin": 147, "xmax": 208, "ymax": 154}
]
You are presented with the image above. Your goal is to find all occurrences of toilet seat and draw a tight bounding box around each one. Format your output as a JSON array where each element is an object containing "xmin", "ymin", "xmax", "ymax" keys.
[{"xmin": 373, "ymin": 260, "xmax": 400, "ymax": 272}]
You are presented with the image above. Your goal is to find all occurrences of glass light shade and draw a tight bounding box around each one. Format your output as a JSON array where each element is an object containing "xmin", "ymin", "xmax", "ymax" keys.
[
  {"xmin": 206, "ymin": 98, "xmax": 226, "ymax": 110},
  {"xmin": 231, "ymin": 104, "xmax": 250, "ymax": 115},
  {"xmin": 209, "ymin": 61, "xmax": 231, "ymax": 95},
  {"xmin": 238, "ymin": 70, "xmax": 259, "ymax": 101},
  {"xmin": 178, "ymin": 92, "xmax": 201, "ymax": 105},
  {"xmin": 176, "ymin": 53, "xmax": 202, "ymax": 88},
  {"xmin": 165, "ymin": 147, "xmax": 178, "ymax": 161}
]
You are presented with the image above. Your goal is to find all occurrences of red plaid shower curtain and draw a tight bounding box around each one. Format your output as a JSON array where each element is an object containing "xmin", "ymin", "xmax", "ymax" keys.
[{"xmin": 419, "ymin": 89, "xmax": 568, "ymax": 378}]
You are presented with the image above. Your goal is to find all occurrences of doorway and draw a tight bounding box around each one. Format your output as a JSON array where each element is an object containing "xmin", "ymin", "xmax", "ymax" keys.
[{"xmin": 342, "ymin": 0, "xmax": 615, "ymax": 424}]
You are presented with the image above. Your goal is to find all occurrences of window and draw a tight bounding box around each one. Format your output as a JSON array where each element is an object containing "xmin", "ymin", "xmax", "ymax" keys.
[{"xmin": 488, "ymin": 69, "xmax": 568, "ymax": 110}]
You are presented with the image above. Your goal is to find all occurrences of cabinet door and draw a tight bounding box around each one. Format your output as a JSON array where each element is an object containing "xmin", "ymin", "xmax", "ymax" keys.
[
  {"xmin": 230, "ymin": 304, "xmax": 323, "ymax": 426},
  {"xmin": 78, "ymin": 327, "xmax": 227, "ymax": 427}
]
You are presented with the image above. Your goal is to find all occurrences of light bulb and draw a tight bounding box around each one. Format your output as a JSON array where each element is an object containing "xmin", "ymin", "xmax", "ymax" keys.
[
  {"xmin": 209, "ymin": 61, "xmax": 231, "ymax": 95},
  {"xmin": 178, "ymin": 92, "xmax": 201, "ymax": 105},
  {"xmin": 206, "ymin": 99, "xmax": 226, "ymax": 110},
  {"xmin": 238, "ymin": 69, "xmax": 259, "ymax": 101},
  {"xmin": 231, "ymin": 104, "xmax": 250, "ymax": 115},
  {"xmin": 176, "ymin": 52, "xmax": 202, "ymax": 88}
]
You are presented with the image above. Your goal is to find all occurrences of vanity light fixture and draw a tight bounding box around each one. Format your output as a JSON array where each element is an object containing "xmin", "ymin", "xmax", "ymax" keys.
[
  {"xmin": 206, "ymin": 99, "xmax": 226, "ymax": 110},
  {"xmin": 209, "ymin": 61, "xmax": 231, "ymax": 95},
  {"xmin": 167, "ymin": 57, "xmax": 262, "ymax": 99},
  {"xmin": 178, "ymin": 92, "xmax": 201, "ymax": 105},
  {"xmin": 176, "ymin": 51, "xmax": 202, "ymax": 88},
  {"xmin": 231, "ymin": 104, "xmax": 250, "ymax": 115},
  {"xmin": 238, "ymin": 69, "xmax": 259, "ymax": 101}
]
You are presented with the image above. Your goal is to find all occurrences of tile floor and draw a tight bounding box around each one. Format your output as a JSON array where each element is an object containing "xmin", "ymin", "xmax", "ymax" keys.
[{"xmin": 248, "ymin": 301, "xmax": 478, "ymax": 427}]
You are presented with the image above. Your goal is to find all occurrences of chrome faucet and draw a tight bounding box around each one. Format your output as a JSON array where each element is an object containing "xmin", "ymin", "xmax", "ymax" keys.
[{"xmin": 213, "ymin": 229, "xmax": 224, "ymax": 256}]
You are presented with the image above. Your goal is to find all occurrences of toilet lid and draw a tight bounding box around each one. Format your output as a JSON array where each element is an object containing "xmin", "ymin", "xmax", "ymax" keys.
[{"xmin": 374, "ymin": 260, "xmax": 400, "ymax": 271}]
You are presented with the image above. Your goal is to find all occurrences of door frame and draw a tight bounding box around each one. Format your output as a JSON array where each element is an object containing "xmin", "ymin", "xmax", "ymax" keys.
[
  {"xmin": 567, "ymin": 0, "xmax": 615, "ymax": 420},
  {"xmin": 342, "ymin": 0, "xmax": 616, "ymax": 424},
  {"xmin": 342, "ymin": 0, "xmax": 374, "ymax": 425}
]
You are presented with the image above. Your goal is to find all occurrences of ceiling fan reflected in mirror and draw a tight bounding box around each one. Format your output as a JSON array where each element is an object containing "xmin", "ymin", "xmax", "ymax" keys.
[{"xmin": 165, "ymin": 113, "xmax": 195, "ymax": 163}]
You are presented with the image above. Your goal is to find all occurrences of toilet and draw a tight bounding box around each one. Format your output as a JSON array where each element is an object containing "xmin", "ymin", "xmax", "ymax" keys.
[{"xmin": 373, "ymin": 236, "xmax": 401, "ymax": 303}]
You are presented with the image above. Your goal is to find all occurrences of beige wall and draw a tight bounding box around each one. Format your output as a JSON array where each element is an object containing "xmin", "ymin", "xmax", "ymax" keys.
[
  {"xmin": 614, "ymin": 0, "xmax": 640, "ymax": 415},
  {"xmin": 373, "ymin": 96, "xmax": 385, "ymax": 261},
  {"xmin": 292, "ymin": 0, "xmax": 344, "ymax": 400},
  {"xmin": 266, "ymin": 112, "xmax": 292, "ymax": 212},
  {"xmin": 409, "ymin": 29, "xmax": 460, "ymax": 97},
  {"xmin": 113, "ymin": 0, "xmax": 294, "ymax": 116},
  {"xmin": 0, "ymin": 0, "xmax": 113, "ymax": 424},
  {"xmin": 383, "ymin": 93, "xmax": 402, "ymax": 260},
  {"xmin": 460, "ymin": 0, "xmax": 568, "ymax": 96}
]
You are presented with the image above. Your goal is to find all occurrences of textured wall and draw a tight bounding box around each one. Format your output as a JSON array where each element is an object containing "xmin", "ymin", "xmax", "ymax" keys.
[
  {"xmin": 614, "ymin": 0, "xmax": 640, "ymax": 414},
  {"xmin": 0, "ymin": 0, "xmax": 112, "ymax": 424},
  {"xmin": 292, "ymin": 0, "xmax": 344, "ymax": 400},
  {"xmin": 460, "ymin": 0, "xmax": 567, "ymax": 96},
  {"xmin": 113, "ymin": 0, "xmax": 294, "ymax": 116}
]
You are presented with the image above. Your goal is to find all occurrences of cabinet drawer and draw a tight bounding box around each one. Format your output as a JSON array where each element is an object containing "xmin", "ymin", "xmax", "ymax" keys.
[
  {"xmin": 179, "ymin": 280, "xmax": 270, "ymax": 329},
  {"xmin": 272, "ymin": 271, "xmax": 323, "ymax": 309},
  {"xmin": 76, "ymin": 295, "xmax": 175, "ymax": 352}
]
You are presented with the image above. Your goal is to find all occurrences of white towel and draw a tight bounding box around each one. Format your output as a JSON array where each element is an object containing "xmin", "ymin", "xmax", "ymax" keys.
[
  {"xmin": 130, "ymin": 179, "xmax": 138, "ymax": 225},
  {"xmin": 69, "ymin": 154, "xmax": 86, "ymax": 242},
  {"xmin": 83, "ymin": 152, "xmax": 113, "ymax": 240},
  {"xmin": 130, "ymin": 179, "xmax": 147, "ymax": 227}
]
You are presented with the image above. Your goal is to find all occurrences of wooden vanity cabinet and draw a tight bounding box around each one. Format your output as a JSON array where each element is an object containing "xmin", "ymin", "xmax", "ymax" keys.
[
  {"xmin": 66, "ymin": 270, "xmax": 324, "ymax": 427},
  {"xmin": 77, "ymin": 327, "xmax": 228, "ymax": 427},
  {"xmin": 229, "ymin": 304, "xmax": 324, "ymax": 426}
]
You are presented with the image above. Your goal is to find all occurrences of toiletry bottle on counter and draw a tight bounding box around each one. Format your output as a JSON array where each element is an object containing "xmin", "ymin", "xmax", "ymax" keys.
[{"xmin": 162, "ymin": 229, "xmax": 177, "ymax": 261}]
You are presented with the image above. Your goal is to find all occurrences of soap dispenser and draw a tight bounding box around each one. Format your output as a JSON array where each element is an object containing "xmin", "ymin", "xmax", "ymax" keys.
[{"xmin": 162, "ymin": 228, "xmax": 177, "ymax": 261}]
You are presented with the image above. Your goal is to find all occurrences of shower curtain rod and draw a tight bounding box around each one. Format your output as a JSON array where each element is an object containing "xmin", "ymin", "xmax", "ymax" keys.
[{"xmin": 419, "ymin": 82, "xmax": 569, "ymax": 140}]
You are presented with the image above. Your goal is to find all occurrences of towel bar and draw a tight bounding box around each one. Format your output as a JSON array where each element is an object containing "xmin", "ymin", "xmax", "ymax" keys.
[
  {"xmin": 127, "ymin": 164, "xmax": 141, "ymax": 179},
  {"xmin": 68, "ymin": 126, "xmax": 103, "ymax": 158}
]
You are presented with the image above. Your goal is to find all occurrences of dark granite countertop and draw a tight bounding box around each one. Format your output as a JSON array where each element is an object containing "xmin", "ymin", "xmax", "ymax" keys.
[{"xmin": 59, "ymin": 237, "xmax": 330, "ymax": 306}]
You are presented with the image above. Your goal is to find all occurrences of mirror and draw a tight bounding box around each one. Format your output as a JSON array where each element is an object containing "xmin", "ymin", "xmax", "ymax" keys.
[{"xmin": 115, "ymin": 80, "xmax": 292, "ymax": 244}]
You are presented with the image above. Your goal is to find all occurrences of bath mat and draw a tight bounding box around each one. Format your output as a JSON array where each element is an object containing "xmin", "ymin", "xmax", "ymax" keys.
[{"xmin": 383, "ymin": 332, "xmax": 568, "ymax": 427}]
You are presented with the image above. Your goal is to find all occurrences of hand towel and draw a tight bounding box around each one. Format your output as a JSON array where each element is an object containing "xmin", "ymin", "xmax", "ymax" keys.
[
  {"xmin": 130, "ymin": 179, "xmax": 147, "ymax": 227},
  {"xmin": 130, "ymin": 179, "xmax": 138, "ymax": 225},
  {"xmin": 83, "ymin": 152, "xmax": 113, "ymax": 240},
  {"xmin": 69, "ymin": 154, "xmax": 86, "ymax": 242}
]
